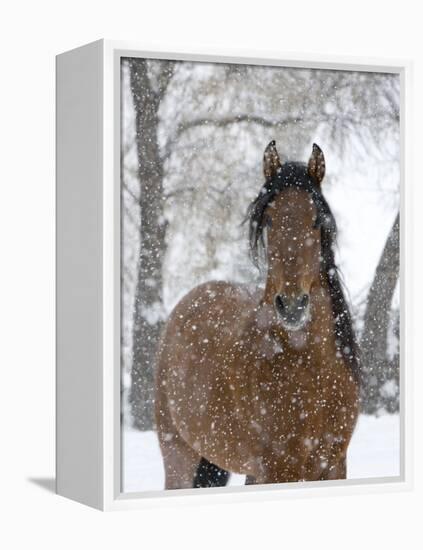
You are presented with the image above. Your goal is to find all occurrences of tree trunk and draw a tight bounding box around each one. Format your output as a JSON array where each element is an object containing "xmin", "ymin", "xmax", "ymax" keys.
[
  {"xmin": 128, "ymin": 59, "xmax": 173, "ymax": 430},
  {"xmin": 360, "ymin": 212, "xmax": 400, "ymax": 414}
]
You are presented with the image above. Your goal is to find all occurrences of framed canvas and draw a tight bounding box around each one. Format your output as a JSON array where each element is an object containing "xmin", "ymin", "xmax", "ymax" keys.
[{"xmin": 56, "ymin": 40, "xmax": 412, "ymax": 510}]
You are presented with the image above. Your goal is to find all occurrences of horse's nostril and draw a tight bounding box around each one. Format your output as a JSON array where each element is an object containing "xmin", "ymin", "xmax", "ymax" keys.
[
  {"xmin": 299, "ymin": 293, "xmax": 310, "ymax": 308},
  {"xmin": 274, "ymin": 294, "xmax": 287, "ymax": 311}
]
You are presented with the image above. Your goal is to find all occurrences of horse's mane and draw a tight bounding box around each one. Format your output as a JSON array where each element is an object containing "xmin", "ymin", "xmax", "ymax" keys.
[{"xmin": 247, "ymin": 161, "xmax": 360, "ymax": 384}]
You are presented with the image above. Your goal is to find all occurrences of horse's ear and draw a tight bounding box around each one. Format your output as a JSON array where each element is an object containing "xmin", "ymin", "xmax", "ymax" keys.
[
  {"xmin": 263, "ymin": 140, "xmax": 282, "ymax": 181},
  {"xmin": 308, "ymin": 143, "xmax": 326, "ymax": 185}
]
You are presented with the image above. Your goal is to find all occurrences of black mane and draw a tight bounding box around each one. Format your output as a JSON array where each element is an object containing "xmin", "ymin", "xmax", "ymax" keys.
[{"xmin": 247, "ymin": 161, "xmax": 360, "ymax": 383}]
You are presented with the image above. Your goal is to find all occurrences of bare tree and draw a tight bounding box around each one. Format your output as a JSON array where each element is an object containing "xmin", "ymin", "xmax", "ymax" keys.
[
  {"xmin": 360, "ymin": 213, "xmax": 400, "ymax": 413},
  {"xmin": 128, "ymin": 58, "xmax": 175, "ymax": 430}
]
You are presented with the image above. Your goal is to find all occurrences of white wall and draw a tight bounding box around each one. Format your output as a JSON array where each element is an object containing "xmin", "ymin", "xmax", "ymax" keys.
[{"xmin": 0, "ymin": 0, "xmax": 421, "ymax": 548}]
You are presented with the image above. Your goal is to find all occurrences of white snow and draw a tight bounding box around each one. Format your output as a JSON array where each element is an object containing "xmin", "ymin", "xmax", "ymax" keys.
[
  {"xmin": 347, "ymin": 414, "xmax": 400, "ymax": 479},
  {"xmin": 122, "ymin": 413, "xmax": 400, "ymax": 493}
]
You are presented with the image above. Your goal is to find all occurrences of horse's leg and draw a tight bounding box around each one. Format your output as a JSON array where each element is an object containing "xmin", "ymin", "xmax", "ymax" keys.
[
  {"xmin": 162, "ymin": 435, "xmax": 203, "ymax": 489},
  {"xmin": 319, "ymin": 456, "xmax": 347, "ymax": 480},
  {"xmin": 311, "ymin": 440, "xmax": 348, "ymax": 481},
  {"xmin": 253, "ymin": 458, "xmax": 304, "ymax": 485},
  {"xmin": 253, "ymin": 444, "xmax": 311, "ymax": 484},
  {"xmin": 156, "ymin": 384, "xmax": 201, "ymax": 489},
  {"xmin": 158, "ymin": 425, "xmax": 230, "ymax": 489},
  {"xmin": 325, "ymin": 438, "xmax": 348, "ymax": 480},
  {"xmin": 157, "ymin": 422, "xmax": 202, "ymax": 490},
  {"xmin": 245, "ymin": 475, "xmax": 257, "ymax": 485},
  {"xmin": 193, "ymin": 457, "xmax": 230, "ymax": 488}
]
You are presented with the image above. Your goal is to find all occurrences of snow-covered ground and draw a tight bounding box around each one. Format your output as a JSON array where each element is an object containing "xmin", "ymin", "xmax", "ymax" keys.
[{"xmin": 122, "ymin": 413, "xmax": 400, "ymax": 493}]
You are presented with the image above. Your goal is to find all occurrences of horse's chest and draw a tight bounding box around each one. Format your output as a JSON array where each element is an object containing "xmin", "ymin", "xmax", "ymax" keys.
[{"xmin": 248, "ymin": 360, "xmax": 356, "ymax": 442}]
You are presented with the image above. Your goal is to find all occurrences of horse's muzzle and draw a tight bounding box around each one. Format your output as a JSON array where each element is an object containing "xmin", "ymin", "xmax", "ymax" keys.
[{"xmin": 274, "ymin": 293, "xmax": 310, "ymax": 331}]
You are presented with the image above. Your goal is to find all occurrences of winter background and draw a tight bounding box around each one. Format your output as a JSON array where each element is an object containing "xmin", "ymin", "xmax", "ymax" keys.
[{"xmin": 120, "ymin": 58, "xmax": 400, "ymax": 493}]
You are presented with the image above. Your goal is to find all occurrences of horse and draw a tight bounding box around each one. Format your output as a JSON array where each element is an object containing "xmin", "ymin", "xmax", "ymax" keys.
[{"xmin": 155, "ymin": 141, "xmax": 360, "ymax": 489}]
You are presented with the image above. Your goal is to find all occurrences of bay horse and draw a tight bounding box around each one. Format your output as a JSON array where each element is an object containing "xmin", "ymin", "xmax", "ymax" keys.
[{"xmin": 155, "ymin": 141, "xmax": 360, "ymax": 489}]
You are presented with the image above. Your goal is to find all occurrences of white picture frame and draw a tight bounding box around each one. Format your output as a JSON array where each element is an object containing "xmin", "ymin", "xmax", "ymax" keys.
[{"xmin": 56, "ymin": 39, "xmax": 413, "ymax": 511}]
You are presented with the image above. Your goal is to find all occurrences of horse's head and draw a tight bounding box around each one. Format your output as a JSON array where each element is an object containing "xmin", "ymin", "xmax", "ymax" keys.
[{"xmin": 249, "ymin": 141, "xmax": 330, "ymax": 332}]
